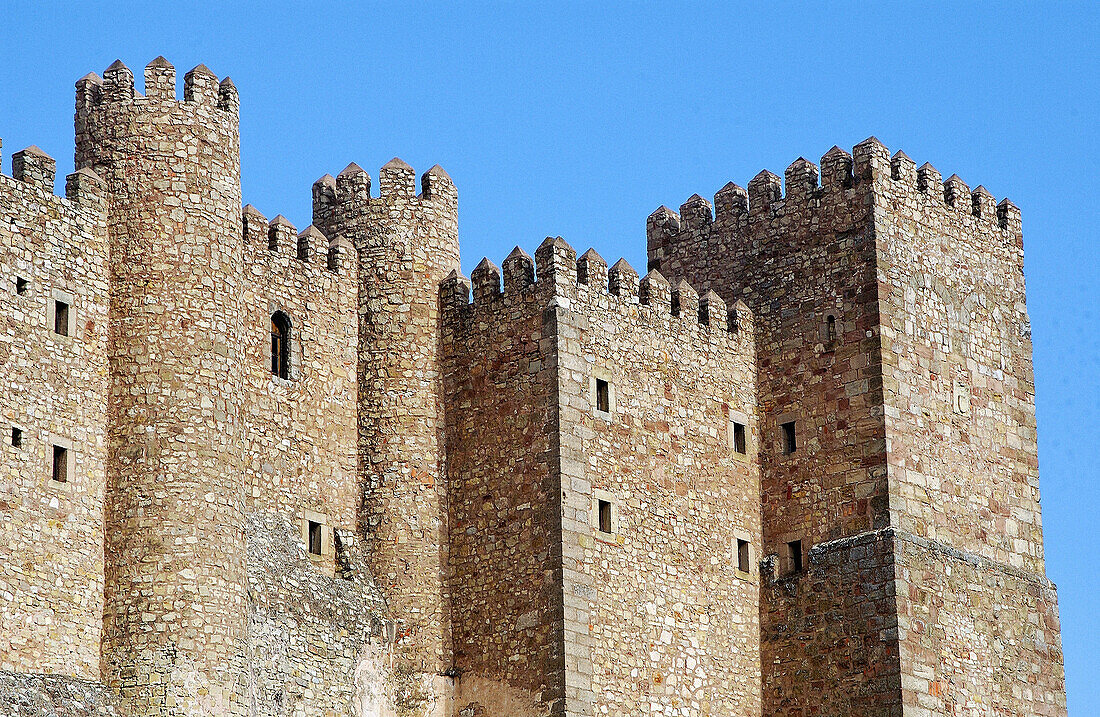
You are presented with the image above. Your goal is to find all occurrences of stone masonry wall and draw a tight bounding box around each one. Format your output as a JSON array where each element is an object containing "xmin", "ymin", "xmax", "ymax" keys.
[
  {"xmin": 443, "ymin": 237, "xmax": 761, "ymax": 717},
  {"xmin": 0, "ymin": 147, "xmax": 109, "ymax": 679},
  {"xmin": 441, "ymin": 251, "xmax": 561, "ymax": 717},
  {"xmin": 871, "ymin": 145, "xmax": 1046, "ymax": 573},
  {"xmin": 761, "ymin": 530, "xmax": 903, "ymax": 717},
  {"xmin": 240, "ymin": 205, "xmax": 359, "ymax": 577},
  {"xmin": 74, "ymin": 59, "xmax": 249, "ymax": 715},
  {"xmin": 314, "ymin": 161, "xmax": 460, "ymax": 714},
  {"xmin": 648, "ymin": 142, "xmax": 889, "ymax": 555},
  {"xmin": 562, "ymin": 248, "xmax": 761, "ymax": 717},
  {"xmin": 893, "ymin": 532, "xmax": 1066, "ymax": 717}
]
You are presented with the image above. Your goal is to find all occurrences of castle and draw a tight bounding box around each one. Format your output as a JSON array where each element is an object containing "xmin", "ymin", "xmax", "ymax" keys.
[{"xmin": 0, "ymin": 58, "xmax": 1068, "ymax": 717}]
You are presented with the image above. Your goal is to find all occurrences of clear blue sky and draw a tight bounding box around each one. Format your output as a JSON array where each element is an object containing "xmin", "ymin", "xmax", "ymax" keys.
[{"xmin": 1, "ymin": 2, "xmax": 1096, "ymax": 711}]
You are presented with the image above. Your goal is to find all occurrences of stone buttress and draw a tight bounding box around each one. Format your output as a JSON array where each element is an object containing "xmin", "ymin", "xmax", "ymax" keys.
[{"xmin": 74, "ymin": 59, "xmax": 249, "ymax": 715}]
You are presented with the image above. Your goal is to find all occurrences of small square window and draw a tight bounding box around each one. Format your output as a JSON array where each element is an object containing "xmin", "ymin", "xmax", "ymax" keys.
[
  {"xmin": 11, "ymin": 427, "xmax": 23, "ymax": 448},
  {"xmin": 15, "ymin": 277, "xmax": 28, "ymax": 295},
  {"xmin": 737, "ymin": 538, "xmax": 750, "ymax": 573},
  {"xmin": 54, "ymin": 300, "xmax": 69, "ymax": 336},
  {"xmin": 733, "ymin": 421, "xmax": 747, "ymax": 454},
  {"xmin": 308, "ymin": 520, "xmax": 322, "ymax": 556},
  {"xmin": 597, "ymin": 499, "xmax": 612, "ymax": 534},
  {"xmin": 785, "ymin": 539, "xmax": 803, "ymax": 574},
  {"xmin": 52, "ymin": 445, "xmax": 68, "ymax": 483},
  {"xmin": 595, "ymin": 378, "xmax": 610, "ymax": 414},
  {"xmin": 781, "ymin": 421, "xmax": 797, "ymax": 454}
]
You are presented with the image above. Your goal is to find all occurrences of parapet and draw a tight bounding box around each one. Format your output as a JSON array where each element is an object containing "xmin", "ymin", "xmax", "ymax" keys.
[
  {"xmin": 312, "ymin": 159, "xmax": 457, "ymax": 233},
  {"xmin": 1, "ymin": 140, "xmax": 106, "ymax": 215},
  {"xmin": 241, "ymin": 205, "xmax": 355, "ymax": 277},
  {"xmin": 443, "ymin": 236, "xmax": 752, "ymax": 342},
  {"xmin": 647, "ymin": 138, "xmax": 1023, "ymax": 252},
  {"xmin": 76, "ymin": 58, "xmax": 239, "ymax": 116}
]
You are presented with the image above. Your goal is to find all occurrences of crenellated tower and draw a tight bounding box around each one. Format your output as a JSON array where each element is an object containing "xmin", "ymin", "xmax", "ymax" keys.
[
  {"xmin": 313, "ymin": 159, "xmax": 460, "ymax": 709},
  {"xmin": 74, "ymin": 58, "xmax": 248, "ymax": 715},
  {"xmin": 648, "ymin": 138, "xmax": 1066, "ymax": 717}
]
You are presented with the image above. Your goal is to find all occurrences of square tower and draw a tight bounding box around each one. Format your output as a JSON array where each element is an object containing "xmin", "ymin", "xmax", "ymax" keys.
[{"xmin": 648, "ymin": 138, "xmax": 1066, "ymax": 717}]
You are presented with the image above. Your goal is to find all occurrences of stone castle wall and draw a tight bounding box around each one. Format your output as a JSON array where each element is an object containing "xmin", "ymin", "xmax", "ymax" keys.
[
  {"xmin": 441, "ymin": 249, "xmax": 561, "ymax": 717},
  {"xmin": 240, "ymin": 205, "xmax": 359, "ymax": 575},
  {"xmin": 0, "ymin": 57, "xmax": 1068, "ymax": 717},
  {"xmin": 0, "ymin": 148, "xmax": 109, "ymax": 679},
  {"xmin": 442, "ymin": 237, "xmax": 761, "ymax": 717}
]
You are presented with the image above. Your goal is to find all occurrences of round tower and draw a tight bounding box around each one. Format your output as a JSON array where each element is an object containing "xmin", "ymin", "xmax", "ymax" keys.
[
  {"xmin": 314, "ymin": 159, "xmax": 459, "ymax": 708},
  {"xmin": 75, "ymin": 59, "xmax": 247, "ymax": 715}
]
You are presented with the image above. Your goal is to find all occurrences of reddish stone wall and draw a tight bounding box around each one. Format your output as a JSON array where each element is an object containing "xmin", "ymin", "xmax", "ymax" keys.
[
  {"xmin": 0, "ymin": 154, "xmax": 109, "ymax": 678},
  {"xmin": 442, "ymin": 255, "xmax": 562, "ymax": 717},
  {"xmin": 761, "ymin": 531, "xmax": 903, "ymax": 717},
  {"xmin": 894, "ymin": 533, "xmax": 1066, "ymax": 716}
]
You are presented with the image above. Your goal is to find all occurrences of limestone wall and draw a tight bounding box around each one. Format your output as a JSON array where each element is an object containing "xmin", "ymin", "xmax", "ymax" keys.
[
  {"xmin": 872, "ymin": 147, "xmax": 1045, "ymax": 573},
  {"xmin": 240, "ymin": 206, "xmax": 359, "ymax": 576},
  {"xmin": 0, "ymin": 149, "xmax": 109, "ymax": 679}
]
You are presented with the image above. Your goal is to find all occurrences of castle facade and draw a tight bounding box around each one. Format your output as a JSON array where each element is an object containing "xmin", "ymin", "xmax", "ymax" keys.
[{"xmin": 0, "ymin": 58, "xmax": 1067, "ymax": 717}]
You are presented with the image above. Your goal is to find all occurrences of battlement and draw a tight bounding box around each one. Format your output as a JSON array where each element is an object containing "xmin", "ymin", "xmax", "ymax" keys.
[
  {"xmin": 312, "ymin": 159, "xmax": 457, "ymax": 229},
  {"xmin": 0, "ymin": 141, "xmax": 106, "ymax": 217},
  {"xmin": 442, "ymin": 236, "xmax": 752, "ymax": 345},
  {"xmin": 648, "ymin": 139, "xmax": 1021, "ymax": 251},
  {"xmin": 76, "ymin": 58, "xmax": 238, "ymax": 116},
  {"xmin": 242, "ymin": 205, "xmax": 355, "ymax": 277}
]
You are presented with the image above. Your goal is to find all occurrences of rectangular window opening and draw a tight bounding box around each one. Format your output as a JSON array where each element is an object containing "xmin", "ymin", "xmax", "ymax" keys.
[
  {"xmin": 53, "ymin": 300, "xmax": 69, "ymax": 336},
  {"xmin": 597, "ymin": 499, "xmax": 612, "ymax": 534},
  {"xmin": 737, "ymin": 538, "xmax": 750, "ymax": 573},
  {"xmin": 781, "ymin": 421, "xmax": 797, "ymax": 454},
  {"xmin": 733, "ymin": 421, "xmax": 747, "ymax": 454},
  {"xmin": 595, "ymin": 378, "xmax": 610, "ymax": 413},
  {"xmin": 52, "ymin": 445, "xmax": 67, "ymax": 483},
  {"xmin": 308, "ymin": 520, "xmax": 322, "ymax": 556},
  {"xmin": 15, "ymin": 277, "xmax": 28, "ymax": 295},
  {"xmin": 786, "ymin": 539, "xmax": 803, "ymax": 574},
  {"xmin": 11, "ymin": 427, "xmax": 22, "ymax": 448}
]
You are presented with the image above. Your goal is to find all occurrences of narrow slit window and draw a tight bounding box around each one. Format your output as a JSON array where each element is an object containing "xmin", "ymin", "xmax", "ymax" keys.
[
  {"xmin": 597, "ymin": 499, "xmax": 612, "ymax": 534},
  {"xmin": 53, "ymin": 300, "xmax": 69, "ymax": 336},
  {"xmin": 52, "ymin": 445, "xmax": 67, "ymax": 483},
  {"xmin": 308, "ymin": 520, "xmax": 322, "ymax": 556},
  {"xmin": 733, "ymin": 421, "xmax": 747, "ymax": 454},
  {"xmin": 271, "ymin": 311, "xmax": 291, "ymax": 379},
  {"xmin": 737, "ymin": 538, "xmax": 750, "ymax": 573},
  {"xmin": 15, "ymin": 277, "xmax": 27, "ymax": 295},
  {"xmin": 826, "ymin": 314, "xmax": 837, "ymax": 343},
  {"xmin": 786, "ymin": 539, "xmax": 803, "ymax": 574},
  {"xmin": 297, "ymin": 234, "xmax": 310, "ymax": 261},
  {"xmin": 781, "ymin": 421, "xmax": 797, "ymax": 454},
  {"xmin": 11, "ymin": 427, "xmax": 22, "ymax": 448},
  {"xmin": 595, "ymin": 378, "xmax": 610, "ymax": 413}
]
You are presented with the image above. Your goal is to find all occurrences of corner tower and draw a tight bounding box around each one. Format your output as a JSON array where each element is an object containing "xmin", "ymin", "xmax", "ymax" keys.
[
  {"xmin": 648, "ymin": 139, "xmax": 1066, "ymax": 717},
  {"xmin": 314, "ymin": 160, "xmax": 459, "ymax": 709},
  {"xmin": 75, "ymin": 59, "xmax": 247, "ymax": 715}
]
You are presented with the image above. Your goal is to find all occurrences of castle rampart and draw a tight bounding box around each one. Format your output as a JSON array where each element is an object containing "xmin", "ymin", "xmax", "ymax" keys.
[
  {"xmin": 0, "ymin": 148, "xmax": 109, "ymax": 679},
  {"xmin": 0, "ymin": 59, "xmax": 1067, "ymax": 717}
]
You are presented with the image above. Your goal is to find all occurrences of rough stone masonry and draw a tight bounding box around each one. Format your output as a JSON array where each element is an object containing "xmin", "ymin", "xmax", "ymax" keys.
[{"xmin": 0, "ymin": 58, "xmax": 1067, "ymax": 717}]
